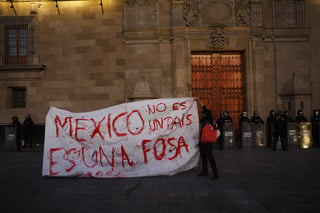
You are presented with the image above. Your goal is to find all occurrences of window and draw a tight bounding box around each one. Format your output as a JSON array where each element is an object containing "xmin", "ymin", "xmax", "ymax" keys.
[
  {"xmin": 0, "ymin": 16, "xmax": 34, "ymax": 65},
  {"xmin": 273, "ymin": 0, "xmax": 307, "ymax": 28},
  {"xmin": 10, "ymin": 87, "xmax": 26, "ymax": 108},
  {"xmin": 6, "ymin": 25, "xmax": 28, "ymax": 64}
]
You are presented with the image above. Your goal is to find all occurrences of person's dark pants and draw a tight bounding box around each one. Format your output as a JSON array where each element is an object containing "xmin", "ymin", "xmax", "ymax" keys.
[
  {"xmin": 269, "ymin": 132, "xmax": 277, "ymax": 149},
  {"xmin": 268, "ymin": 131, "xmax": 276, "ymax": 148},
  {"xmin": 199, "ymin": 142, "xmax": 219, "ymax": 177},
  {"xmin": 280, "ymin": 134, "xmax": 288, "ymax": 150},
  {"xmin": 273, "ymin": 133, "xmax": 287, "ymax": 150},
  {"xmin": 24, "ymin": 136, "xmax": 33, "ymax": 148},
  {"xmin": 312, "ymin": 127, "xmax": 319, "ymax": 147},
  {"xmin": 15, "ymin": 135, "xmax": 21, "ymax": 152},
  {"xmin": 217, "ymin": 135, "xmax": 223, "ymax": 149}
]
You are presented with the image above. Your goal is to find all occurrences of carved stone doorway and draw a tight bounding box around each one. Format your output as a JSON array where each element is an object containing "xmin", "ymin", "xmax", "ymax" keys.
[{"xmin": 191, "ymin": 52, "xmax": 245, "ymax": 131}]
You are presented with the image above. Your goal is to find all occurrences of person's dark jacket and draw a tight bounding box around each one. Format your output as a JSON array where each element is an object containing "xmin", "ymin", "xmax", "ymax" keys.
[{"xmin": 23, "ymin": 117, "xmax": 34, "ymax": 139}]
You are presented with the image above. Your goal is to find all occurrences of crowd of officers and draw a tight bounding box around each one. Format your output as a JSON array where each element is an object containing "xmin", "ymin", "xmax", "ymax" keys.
[{"xmin": 216, "ymin": 109, "xmax": 320, "ymax": 150}]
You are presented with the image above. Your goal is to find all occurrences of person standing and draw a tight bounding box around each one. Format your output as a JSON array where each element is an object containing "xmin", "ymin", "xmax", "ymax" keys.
[
  {"xmin": 239, "ymin": 111, "xmax": 250, "ymax": 149},
  {"xmin": 23, "ymin": 114, "xmax": 34, "ymax": 148},
  {"xmin": 198, "ymin": 104, "xmax": 219, "ymax": 180},
  {"xmin": 251, "ymin": 111, "xmax": 264, "ymax": 147},
  {"xmin": 11, "ymin": 116, "xmax": 21, "ymax": 152},
  {"xmin": 274, "ymin": 111, "xmax": 288, "ymax": 151},
  {"xmin": 267, "ymin": 110, "xmax": 277, "ymax": 148},
  {"xmin": 221, "ymin": 111, "xmax": 233, "ymax": 149}
]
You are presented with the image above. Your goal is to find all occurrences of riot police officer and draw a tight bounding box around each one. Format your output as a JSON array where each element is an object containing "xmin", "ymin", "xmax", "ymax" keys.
[
  {"xmin": 251, "ymin": 111, "xmax": 264, "ymax": 125},
  {"xmin": 251, "ymin": 111, "xmax": 265, "ymax": 148},
  {"xmin": 239, "ymin": 111, "xmax": 250, "ymax": 124},
  {"xmin": 311, "ymin": 109, "xmax": 320, "ymax": 147},
  {"xmin": 274, "ymin": 111, "xmax": 288, "ymax": 151},
  {"xmin": 223, "ymin": 111, "xmax": 233, "ymax": 124},
  {"xmin": 239, "ymin": 111, "xmax": 250, "ymax": 149},
  {"xmin": 23, "ymin": 114, "xmax": 34, "ymax": 148},
  {"xmin": 220, "ymin": 111, "xmax": 233, "ymax": 149},
  {"xmin": 267, "ymin": 110, "xmax": 277, "ymax": 148},
  {"xmin": 296, "ymin": 109, "xmax": 308, "ymax": 123}
]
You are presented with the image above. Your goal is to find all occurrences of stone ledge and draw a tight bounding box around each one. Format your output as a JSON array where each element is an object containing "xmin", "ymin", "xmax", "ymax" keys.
[
  {"xmin": 0, "ymin": 64, "xmax": 45, "ymax": 81},
  {"xmin": 0, "ymin": 64, "xmax": 46, "ymax": 72}
]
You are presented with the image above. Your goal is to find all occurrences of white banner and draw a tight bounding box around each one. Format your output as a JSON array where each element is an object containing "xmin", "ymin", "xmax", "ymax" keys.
[{"xmin": 42, "ymin": 98, "xmax": 200, "ymax": 178}]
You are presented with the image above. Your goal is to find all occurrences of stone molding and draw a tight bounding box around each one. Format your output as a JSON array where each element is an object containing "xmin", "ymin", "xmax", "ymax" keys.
[
  {"xmin": 0, "ymin": 64, "xmax": 45, "ymax": 81},
  {"xmin": 273, "ymin": 0, "xmax": 307, "ymax": 28},
  {"xmin": 124, "ymin": 0, "xmax": 159, "ymax": 31},
  {"xmin": 261, "ymin": 28, "xmax": 310, "ymax": 42},
  {"xmin": 211, "ymin": 28, "xmax": 229, "ymax": 49},
  {"xmin": 200, "ymin": 0, "xmax": 235, "ymax": 26}
]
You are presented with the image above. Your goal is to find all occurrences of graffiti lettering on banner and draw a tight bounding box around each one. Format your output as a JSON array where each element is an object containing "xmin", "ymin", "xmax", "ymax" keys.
[{"xmin": 42, "ymin": 98, "xmax": 200, "ymax": 178}]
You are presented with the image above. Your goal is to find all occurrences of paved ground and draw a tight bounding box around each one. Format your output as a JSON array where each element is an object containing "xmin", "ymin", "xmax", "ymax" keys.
[{"xmin": 1, "ymin": 146, "xmax": 320, "ymax": 213}]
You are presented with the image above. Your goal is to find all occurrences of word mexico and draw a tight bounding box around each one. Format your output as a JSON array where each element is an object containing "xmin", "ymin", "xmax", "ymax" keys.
[{"xmin": 42, "ymin": 98, "xmax": 200, "ymax": 178}]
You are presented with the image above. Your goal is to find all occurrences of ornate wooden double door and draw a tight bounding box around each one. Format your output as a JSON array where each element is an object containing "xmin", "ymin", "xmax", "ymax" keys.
[{"xmin": 192, "ymin": 52, "xmax": 244, "ymax": 130}]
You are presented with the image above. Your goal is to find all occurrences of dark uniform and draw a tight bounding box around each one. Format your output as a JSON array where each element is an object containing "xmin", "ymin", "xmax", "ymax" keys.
[
  {"xmin": 311, "ymin": 109, "xmax": 320, "ymax": 147},
  {"xmin": 251, "ymin": 111, "xmax": 264, "ymax": 125},
  {"xmin": 283, "ymin": 110, "xmax": 293, "ymax": 122},
  {"xmin": 239, "ymin": 112, "xmax": 250, "ymax": 126},
  {"xmin": 23, "ymin": 114, "xmax": 34, "ymax": 148},
  {"xmin": 274, "ymin": 112, "xmax": 288, "ymax": 151},
  {"xmin": 296, "ymin": 109, "xmax": 308, "ymax": 123},
  {"xmin": 199, "ymin": 106, "xmax": 219, "ymax": 180},
  {"xmin": 223, "ymin": 111, "xmax": 233, "ymax": 124},
  {"xmin": 267, "ymin": 110, "xmax": 277, "ymax": 148}
]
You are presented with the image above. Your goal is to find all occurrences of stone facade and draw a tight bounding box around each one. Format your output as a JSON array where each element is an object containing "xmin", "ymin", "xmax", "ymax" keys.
[{"xmin": 0, "ymin": 0, "xmax": 319, "ymax": 126}]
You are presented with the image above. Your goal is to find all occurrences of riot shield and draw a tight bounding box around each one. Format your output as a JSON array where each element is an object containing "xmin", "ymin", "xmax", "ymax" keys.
[
  {"xmin": 223, "ymin": 123, "xmax": 235, "ymax": 150},
  {"xmin": 254, "ymin": 123, "xmax": 265, "ymax": 148},
  {"xmin": 287, "ymin": 122, "xmax": 298, "ymax": 147},
  {"xmin": 298, "ymin": 122, "xmax": 312, "ymax": 148},
  {"xmin": 240, "ymin": 122, "xmax": 254, "ymax": 149},
  {"xmin": 5, "ymin": 125, "xmax": 17, "ymax": 151}
]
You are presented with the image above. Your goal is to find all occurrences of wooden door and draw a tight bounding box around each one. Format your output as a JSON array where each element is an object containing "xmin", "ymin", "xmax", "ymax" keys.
[{"xmin": 192, "ymin": 52, "xmax": 244, "ymax": 130}]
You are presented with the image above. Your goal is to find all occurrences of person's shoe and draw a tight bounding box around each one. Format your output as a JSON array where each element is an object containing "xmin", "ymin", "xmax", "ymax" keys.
[{"xmin": 198, "ymin": 171, "xmax": 208, "ymax": 176}]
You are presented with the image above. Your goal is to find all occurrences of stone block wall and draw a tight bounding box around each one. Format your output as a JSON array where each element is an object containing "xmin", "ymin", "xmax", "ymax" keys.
[
  {"xmin": 0, "ymin": 1, "xmax": 125, "ymax": 124},
  {"xmin": 0, "ymin": 0, "xmax": 320, "ymax": 126}
]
